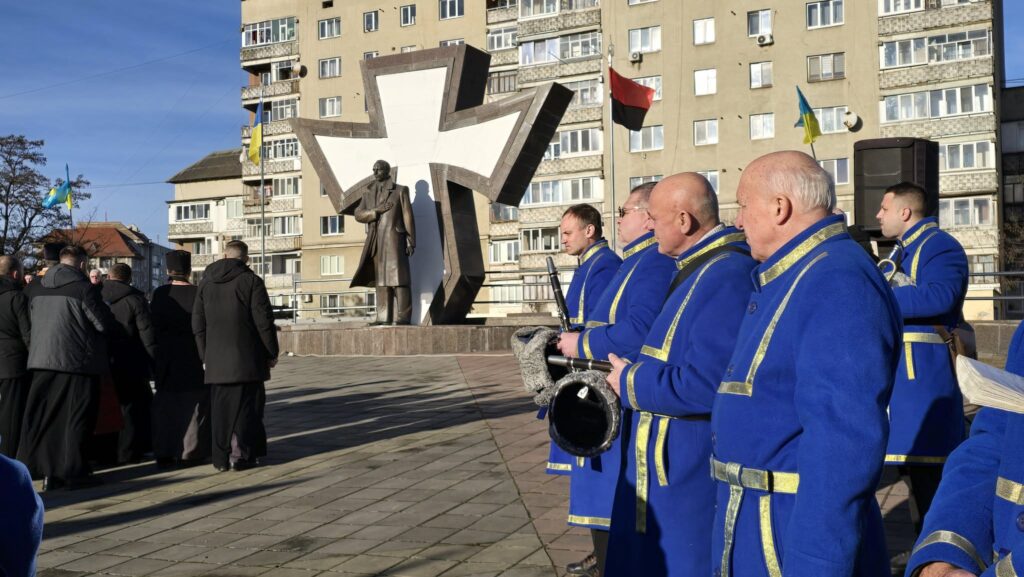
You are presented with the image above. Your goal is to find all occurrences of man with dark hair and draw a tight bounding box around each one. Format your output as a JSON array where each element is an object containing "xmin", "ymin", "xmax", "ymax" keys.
[
  {"xmin": 18, "ymin": 245, "xmax": 114, "ymax": 490},
  {"xmin": 877, "ymin": 181, "xmax": 969, "ymax": 568},
  {"xmin": 0, "ymin": 256, "xmax": 31, "ymax": 458},
  {"xmin": 151, "ymin": 250, "xmax": 208, "ymax": 467},
  {"xmin": 194, "ymin": 240, "xmax": 278, "ymax": 471},
  {"xmin": 100, "ymin": 263, "xmax": 157, "ymax": 463}
]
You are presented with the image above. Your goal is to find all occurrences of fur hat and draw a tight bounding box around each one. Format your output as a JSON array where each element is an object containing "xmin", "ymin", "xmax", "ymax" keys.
[
  {"xmin": 548, "ymin": 369, "xmax": 622, "ymax": 458},
  {"xmin": 511, "ymin": 326, "xmax": 559, "ymax": 401}
]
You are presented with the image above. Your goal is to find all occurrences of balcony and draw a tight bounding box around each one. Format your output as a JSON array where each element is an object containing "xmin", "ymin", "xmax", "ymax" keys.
[
  {"xmin": 519, "ymin": 56, "xmax": 601, "ymax": 84},
  {"xmin": 243, "ymin": 194, "xmax": 303, "ymax": 214},
  {"xmin": 879, "ymin": 57, "xmax": 994, "ymax": 91},
  {"xmin": 879, "ymin": 113, "xmax": 995, "ymax": 140},
  {"xmin": 535, "ymin": 154, "xmax": 602, "ymax": 177},
  {"xmin": 241, "ymin": 40, "xmax": 299, "ymax": 66},
  {"xmin": 242, "ymin": 158, "xmax": 300, "ymax": 177},
  {"xmin": 489, "ymin": 49, "xmax": 518, "ymax": 67},
  {"xmin": 241, "ymin": 119, "xmax": 294, "ymax": 140},
  {"xmin": 561, "ymin": 105, "xmax": 602, "ymax": 125},
  {"xmin": 264, "ymin": 273, "xmax": 300, "ymax": 289},
  {"xmin": 940, "ymin": 170, "xmax": 998, "ymax": 195},
  {"xmin": 878, "ymin": 2, "xmax": 992, "ymax": 36},
  {"xmin": 518, "ymin": 5, "xmax": 600, "ymax": 39},
  {"xmin": 241, "ymin": 80, "xmax": 299, "ymax": 103},
  {"xmin": 243, "ymin": 235, "xmax": 303, "ymax": 253},
  {"xmin": 191, "ymin": 254, "xmax": 216, "ymax": 269},
  {"xmin": 487, "ymin": 5, "xmax": 518, "ymax": 24},
  {"xmin": 519, "ymin": 204, "xmax": 573, "ymax": 224},
  {"xmin": 168, "ymin": 220, "xmax": 215, "ymax": 237}
]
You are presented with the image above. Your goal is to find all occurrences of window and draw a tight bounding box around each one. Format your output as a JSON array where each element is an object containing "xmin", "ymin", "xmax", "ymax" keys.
[
  {"xmin": 814, "ymin": 105, "xmax": 849, "ymax": 134},
  {"xmin": 189, "ymin": 239, "xmax": 213, "ymax": 255},
  {"xmin": 747, "ymin": 9, "xmax": 772, "ymax": 36},
  {"xmin": 560, "ymin": 31, "xmax": 601, "ymax": 60},
  {"xmin": 363, "ymin": 11, "xmax": 379, "ymax": 32},
  {"xmin": 400, "ymin": 45, "xmax": 417, "ymax": 53},
  {"xmin": 629, "ymin": 26, "xmax": 661, "ymax": 53},
  {"xmin": 264, "ymin": 99, "xmax": 298, "ymax": 122},
  {"xmin": 629, "ymin": 175, "xmax": 663, "ymax": 189},
  {"xmin": 490, "ymin": 203, "xmax": 519, "ymax": 222},
  {"xmin": 242, "ymin": 17, "xmax": 296, "ymax": 48},
  {"xmin": 633, "ymin": 76, "xmax": 662, "ymax": 101},
  {"xmin": 440, "ymin": 39, "xmax": 464, "ymax": 47},
  {"xmin": 318, "ymin": 17, "xmax": 340, "ymax": 39},
  {"xmin": 939, "ymin": 197, "xmax": 992, "ymax": 228},
  {"xmin": 563, "ymin": 78, "xmax": 603, "ymax": 107},
  {"xmin": 520, "ymin": 0, "xmax": 558, "ymax": 18},
  {"xmin": 522, "ymin": 227, "xmax": 560, "ymax": 252},
  {"xmin": 881, "ymin": 38, "xmax": 927, "ymax": 68},
  {"xmin": 490, "ymin": 239, "xmax": 520, "ymax": 264},
  {"xmin": 750, "ymin": 113, "xmax": 775, "ymax": 140},
  {"xmin": 521, "ymin": 177, "xmax": 600, "ymax": 205},
  {"xmin": 263, "ymin": 138, "xmax": 300, "ymax": 160},
  {"xmin": 808, "ymin": 53, "xmax": 845, "ymax": 81},
  {"xmin": 321, "ymin": 184, "xmax": 328, "ymax": 197},
  {"xmin": 271, "ymin": 177, "xmax": 300, "ymax": 197},
  {"xmin": 879, "ymin": 0, "xmax": 923, "ymax": 16},
  {"xmin": 487, "ymin": 26, "xmax": 517, "ymax": 51},
  {"xmin": 273, "ymin": 215, "xmax": 301, "ymax": 236},
  {"xmin": 440, "ymin": 0, "xmax": 464, "ymax": 19},
  {"xmin": 631, "ymin": 125, "xmax": 665, "ymax": 152},
  {"xmin": 364, "ymin": 51, "xmax": 378, "ymax": 60},
  {"xmin": 245, "ymin": 219, "xmax": 271, "ymax": 239},
  {"xmin": 968, "ymin": 254, "xmax": 996, "ymax": 284},
  {"xmin": 818, "ymin": 158, "xmax": 850, "ymax": 185},
  {"xmin": 319, "ymin": 96, "xmax": 341, "ymax": 118},
  {"xmin": 697, "ymin": 171, "xmax": 720, "ymax": 193},
  {"xmin": 749, "ymin": 61, "xmax": 773, "ymax": 89},
  {"xmin": 321, "ymin": 215, "xmax": 344, "ymax": 235},
  {"xmin": 694, "ymin": 69, "xmax": 717, "ymax": 96},
  {"xmin": 628, "ymin": 0, "xmax": 658, "ymax": 3},
  {"xmin": 939, "ymin": 141, "xmax": 993, "ymax": 171},
  {"xmin": 320, "ymin": 255, "xmax": 344, "ymax": 275},
  {"xmin": 520, "ymin": 38, "xmax": 560, "ymax": 65},
  {"xmin": 226, "ymin": 197, "xmax": 244, "ymax": 219},
  {"xmin": 694, "ymin": 18, "xmax": 715, "ymax": 45},
  {"xmin": 487, "ymin": 70, "xmax": 517, "ymax": 94},
  {"xmin": 175, "ymin": 203, "xmax": 210, "ymax": 222},
  {"xmin": 319, "ymin": 57, "xmax": 340, "ymax": 78},
  {"xmin": 401, "ymin": 4, "xmax": 416, "ymax": 26},
  {"xmin": 806, "ymin": 0, "xmax": 843, "ymax": 29},
  {"xmin": 558, "ymin": 128, "xmax": 601, "ymax": 156},
  {"xmin": 882, "ymin": 84, "xmax": 991, "ymax": 123},
  {"xmin": 693, "ymin": 120, "xmax": 718, "ymax": 146},
  {"xmin": 490, "ymin": 282, "xmax": 523, "ymax": 304},
  {"xmin": 928, "ymin": 29, "xmax": 992, "ymax": 63},
  {"xmin": 567, "ymin": 0, "xmax": 598, "ymax": 8}
]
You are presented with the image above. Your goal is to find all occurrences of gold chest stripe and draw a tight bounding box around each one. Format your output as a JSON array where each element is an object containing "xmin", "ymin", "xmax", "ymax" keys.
[
  {"xmin": 719, "ymin": 252, "xmax": 829, "ymax": 397},
  {"xmin": 635, "ymin": 411, "xmax": 654, "ymax": 533},
  {"xmin": 608, "ymin": 260, "xmax": 641, "ymax": 325},
  {"xmin": 901, "ymin": 221, "xmax": 938, "ymax": 246},
  {"xmin": 676, "ymin": 232, "xmax": 746, "ymax": 270},
  {"xmin": 623, "ymin": 236, "xmax": 656, "ymax": 259},
  {"xmin": 912, "ymin": 530, "xmax": 988, "ymax": 573},
  {"xmin": 758, "ymin": 222, "xmax": 844, "ymax": 285},
  {"xmin": 997, "ymin": 477, "xmax": 1024, "ymax": 505},
  {"xmin": 642, "ymin": 253, "xmax": 731, "ymax": 362},
  {"xmin": 570, "ymin": 252, "xmax": 606, "ymax": 326},
  {"xmin": 910, "ymin": 232, "xmax": 937, "ymax": 282}
]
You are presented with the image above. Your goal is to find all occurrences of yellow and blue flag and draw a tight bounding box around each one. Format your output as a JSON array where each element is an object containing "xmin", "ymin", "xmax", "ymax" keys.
[
  {"xmin": 794, "ymin": 86, "xmax": 822, "ymax": 145},
  {"xmin": 42, "ymin": 164, "xmax": 73, "ymax": 210},
  {"xmin": 247, "ymin": 100, "xmax": 263, "ymax": 165}
]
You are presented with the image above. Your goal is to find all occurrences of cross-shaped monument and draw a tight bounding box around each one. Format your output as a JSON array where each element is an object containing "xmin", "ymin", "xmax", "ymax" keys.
[{"xmin": 292, "ymin": 45, "xmax": 572, "ymax": 324}]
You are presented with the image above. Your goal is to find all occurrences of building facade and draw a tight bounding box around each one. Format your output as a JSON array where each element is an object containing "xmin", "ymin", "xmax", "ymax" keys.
[{"xmin": 45, "ymin": 222, "xmax": 172, "ymax": 294}]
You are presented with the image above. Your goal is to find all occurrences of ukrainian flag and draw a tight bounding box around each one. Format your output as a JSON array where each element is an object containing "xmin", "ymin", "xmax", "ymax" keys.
[
  {"xmin": 794, "ymin": 87, "xmax": 822, "ymax": 145},
  {"xmin": 247, "ymin": 101, "xmax": 263, "ymax": 165},
  {"xmin": 42, "ymin": 164, "xmax": 73, "ymax": 210}
]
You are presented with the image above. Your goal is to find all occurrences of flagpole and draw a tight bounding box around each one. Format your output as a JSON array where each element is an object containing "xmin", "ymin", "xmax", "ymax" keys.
[
  {"xmin": 259, "ymin": 87, "xmax": 266, "ymax": 279},
  {"xmin": 809, "ymin": 142, "xmax": 817, "ymax": 161},
  {"xmin": 607, "ymin": 45, "xmax": 617, "ymax": 250}
]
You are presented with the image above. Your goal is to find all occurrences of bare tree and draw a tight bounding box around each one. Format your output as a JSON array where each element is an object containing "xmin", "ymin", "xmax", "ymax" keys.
[{"xmin": 0, "ymin": 135, "xmax": 90, "ymax": 258}]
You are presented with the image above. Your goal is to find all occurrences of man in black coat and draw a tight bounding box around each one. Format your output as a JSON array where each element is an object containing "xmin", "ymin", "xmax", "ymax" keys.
[
  {"xmin": 17, "ymin": 245, "xmax": 114, "ymax": 490},
  {"xmin": 101, "ymin": 263, "xmax": 157, "ymax": 464},
  {"xmin": 0, "ymin": 256, "xmax": 31, "ymax": 458},
  {"xmin": 193, "ymin": 240, "xmax": 278, "ymax": 472}
]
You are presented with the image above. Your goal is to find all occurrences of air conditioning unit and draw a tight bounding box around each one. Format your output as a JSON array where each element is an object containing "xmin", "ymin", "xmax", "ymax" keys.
[
  {"xmin": 756, "ymin": 33, "xmax": 774, "ymax": 47},
  {"xmin": 629, "ymin": 51, "xmax": 643, "ymax": 64}
]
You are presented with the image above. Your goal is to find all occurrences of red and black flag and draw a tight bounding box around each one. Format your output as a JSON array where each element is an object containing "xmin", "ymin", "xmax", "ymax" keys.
[{"xmin": 609, "ymin": 67, "xmax": 655, "ymax": 131}]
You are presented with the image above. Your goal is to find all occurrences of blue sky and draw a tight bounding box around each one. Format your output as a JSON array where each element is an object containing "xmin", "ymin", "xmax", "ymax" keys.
[{"xmin": 1, "ymin": 3, "xmax": 1021, "ymax": 244}]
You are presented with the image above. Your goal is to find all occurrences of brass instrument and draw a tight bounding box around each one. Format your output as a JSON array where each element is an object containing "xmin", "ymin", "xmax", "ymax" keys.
[
  {"xmin": 877, "ymin": 258, "xmax": 899, "ymax": 284},
  {"xmin": 548, "ymin": 355, "xmax": 612, "ymax": 372}
]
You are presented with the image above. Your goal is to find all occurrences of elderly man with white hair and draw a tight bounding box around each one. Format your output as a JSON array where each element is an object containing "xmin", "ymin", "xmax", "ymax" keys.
[{"xmin": 709, "ymin": 151, "xmax": 903, "ymax": 577}]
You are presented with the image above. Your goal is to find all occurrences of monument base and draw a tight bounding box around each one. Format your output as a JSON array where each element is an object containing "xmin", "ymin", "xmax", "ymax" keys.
[{"xmin": 278, "ymin": 317, "xmax": 555, "ymax": 356}]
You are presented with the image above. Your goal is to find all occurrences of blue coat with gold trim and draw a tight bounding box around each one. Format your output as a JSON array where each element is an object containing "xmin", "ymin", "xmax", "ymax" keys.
[
  {"xmin": 547, "ymin": 239, "xmax": 621, "ymax": 475},
  {"xmin": 568, "ymin": 232, "xmax": 675, "ymax": 529},
  {"xmin": 605, "ymin": 227, "xmax": 754, "ymax": 577},
  {"xmin": 885, "ymin": 217, "xmax": 969, "ymax": 466},
  {"xmin": 906, "ymin": 321, "xmax": 1024, "ymax": 577},
  {"xmin": 710, "ymin": 215, "xmax": 902, "ymax": 577}
]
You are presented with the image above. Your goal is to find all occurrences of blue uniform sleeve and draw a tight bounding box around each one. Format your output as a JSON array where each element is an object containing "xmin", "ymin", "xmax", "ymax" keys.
[
  {"xmin": 891, "ymin": 235, "xmax": 968, "ymax": 320},
  {"xmin": 583, "ymin": 257, "xmax": 620, "ymax": 322},
  {"xmin": 620, "ymin": 258, "xmax": 751, "ymax": 416},
  {"xmin": 0, "ymin": 456, "xmax": 43, "ymax": 577},
  {"xmin": 783, "ymin": 267, "xmax": 901, "ymax": 576}
]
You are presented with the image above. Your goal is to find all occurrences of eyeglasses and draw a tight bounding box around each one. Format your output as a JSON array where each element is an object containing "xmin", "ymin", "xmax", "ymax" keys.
[{"xmin": 617, "ymin": 205, "xmax": 648, "ymax": 218}]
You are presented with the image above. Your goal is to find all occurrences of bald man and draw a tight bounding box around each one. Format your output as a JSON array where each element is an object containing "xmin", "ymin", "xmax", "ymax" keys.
[
  {"xmin": 602, "ymin": 174, "xmax": 754, "ymax": 577},
  {"xmin": 710, "ymin": 152, "xmax": 901, "ymax": 577}
]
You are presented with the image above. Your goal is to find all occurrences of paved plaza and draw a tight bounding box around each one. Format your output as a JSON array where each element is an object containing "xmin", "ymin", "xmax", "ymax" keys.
[{"xmin": 34, "ymin": 354, "xmax": 916, "ymax": 577}]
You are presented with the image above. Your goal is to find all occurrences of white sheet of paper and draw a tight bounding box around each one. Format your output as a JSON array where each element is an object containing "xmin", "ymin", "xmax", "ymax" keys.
[{"xmin": 956, "ymin": 355, "xmax": 1024, "ymax": 414}]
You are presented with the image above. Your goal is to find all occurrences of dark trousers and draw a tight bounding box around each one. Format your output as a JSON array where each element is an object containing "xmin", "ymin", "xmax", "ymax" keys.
[
  {"xmin": 16, "ymin": 371, "xmax": 99, "ymax": 480},
  {"xmin": 114, "ymin": 375, "xmax": 153, "ymax": 463},
  {"xmin": 211, "ymin": 382, "xmax": 266, "ymax": 469},
  {"xmin": 0, "ymin": 375, "xmax": 30, "ymax": 458},
  {"xmin": 900, "ymin": 465, "xmax": 944, "ymax": 534},
  {"xmin": 376, "ymin": 285, "xmax": 411, "ymax": 324},
  {"xmin": 592, "ymin": 528, "xmax": 610, "ymax": 574}
]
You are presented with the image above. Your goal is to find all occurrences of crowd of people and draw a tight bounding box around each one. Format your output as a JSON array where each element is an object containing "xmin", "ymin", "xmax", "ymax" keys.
[{"xmin": 544, "ymin": 150, "xmax": 1019, "ymax": 577}]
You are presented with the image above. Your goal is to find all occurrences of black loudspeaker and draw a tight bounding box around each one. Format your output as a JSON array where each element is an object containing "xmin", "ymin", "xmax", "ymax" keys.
[{"xmin": 853, "ymin": 138, "xmax": 939, "ymax": 235}]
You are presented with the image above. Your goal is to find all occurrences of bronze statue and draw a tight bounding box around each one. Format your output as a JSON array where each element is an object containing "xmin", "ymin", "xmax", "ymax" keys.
[{"xmin": 351, "ymin": 160, "xmax": 416, "ymax": 325}]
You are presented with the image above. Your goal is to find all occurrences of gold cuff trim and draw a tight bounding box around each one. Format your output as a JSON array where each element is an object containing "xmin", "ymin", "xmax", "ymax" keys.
[
  {"xmin": 584, "ymin": 320, "xmax": 607, "ymax": 328},
  {"xmin": 718, "ymin": 381, "xmax": 753, "ymax": 396},
  {"xmin": 711, "ymin": 458, "xmax": 799, "ymax": 494},
  {"xmin": 903, "ymin": 332, "xmax": 946, "ymax": 345},
  {"xmin": 567, "ymin": 514, "xmax": 611, "ymax": 528},
  {"xmin": 758, "ymin": 222, "xmax": 844, "ymax": 285},
  {"xmin": 759, "ymin": 495, "xmax": 783, "ymax": 577},
  {"xmin": 625, "ymin": 362, "xmax": 641, "ymax": 410},
  {"xmin": 997, "ymin": 553, "xmax": 1018, "ymax": 577},
  {"xmin": 901, "ymin": 221, "xmax": 938, "ymax": 246},
  {"xmin": 997, "ymin": 477, "xmax": 1024, "ymax": 504},
  {"xmin": 581, "ymin": 329, "xmax": 595, "ymax": 359},
  {"xmin": 547, "ymin": 462, "xmax": 572, "ymax": 472},
  {"xmin": 884, "ymin": 454, "xmax": 947, "ymax": 464},
  {"xmin": 655, "ymin": 416, "xmax": 670, "ymax": 487},
  {"xmin": 643, "ymin": 252, "xmax": 729, "ymax": 361},
  {"xmin": 623, "ymin": 236, "xmax": 656, "ymax": 259},
  {"xmin": 912, "ymin": 530, "xmax": 987, "ymax": 573},
  {"xmin": 635, "ymin": 412, "xmax": 653, "ymax": 534}
]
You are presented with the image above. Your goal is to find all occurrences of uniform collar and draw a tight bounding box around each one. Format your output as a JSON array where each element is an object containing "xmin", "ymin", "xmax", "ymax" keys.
[
  {"xmin": 900, "ymin": 217, "xmax": 939, "ymax": 246},
  {"xmin": 622, "ymin": 232, "xmax": 657, "ymax": 259},
  {"xmin": 756, "ymin": 214, "xmax": 847, "ymax": 286},
  {"xmin": 580, "ymin": 239, "xmax": 609, "ymax": 264},
  {"xmin": 676, "ymin": 226, "xmax": 745, "ymax": 270}
]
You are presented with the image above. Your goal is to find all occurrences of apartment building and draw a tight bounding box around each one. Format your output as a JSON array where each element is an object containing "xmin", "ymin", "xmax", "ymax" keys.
[
  {"xmin": 44, "ymin": 222, "xmax": 172, "ymax": 294},
  {"xmin": 224, "ymin": 0, "xmax": 1004, "ymax": 320}
]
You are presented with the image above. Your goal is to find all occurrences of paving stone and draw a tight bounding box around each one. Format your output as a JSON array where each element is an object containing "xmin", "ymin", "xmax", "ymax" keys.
[
  {"xmin": 331, "ymin": 554, "xmax": 403, "ymax": 574},
  {"xmin": 104, "ymin": 557, "xmax": 175, "ymax": 576}
]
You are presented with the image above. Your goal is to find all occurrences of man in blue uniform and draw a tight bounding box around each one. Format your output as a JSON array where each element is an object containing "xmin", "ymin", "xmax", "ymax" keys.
[
  {"xmin": 602, "ymin": 173, "xmax": 755, "ymax": 577},
  {"xmin": 545, "ymin": 204, "xmax": 621, "ymax": 477},
  {"xmin": 711, "ymin": 151, "xmax": 902, "ymax": 577},
  {"xmin": 876, "ymin": 182, "xmax": 969, "ymax": 552},
  {"xmin": 557, "ymin": 183, "xmax": 675, "ymax": 576},
  {"xmin": 906, "ymin": 323, "xmax": 1024, "ymax": 577}
]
